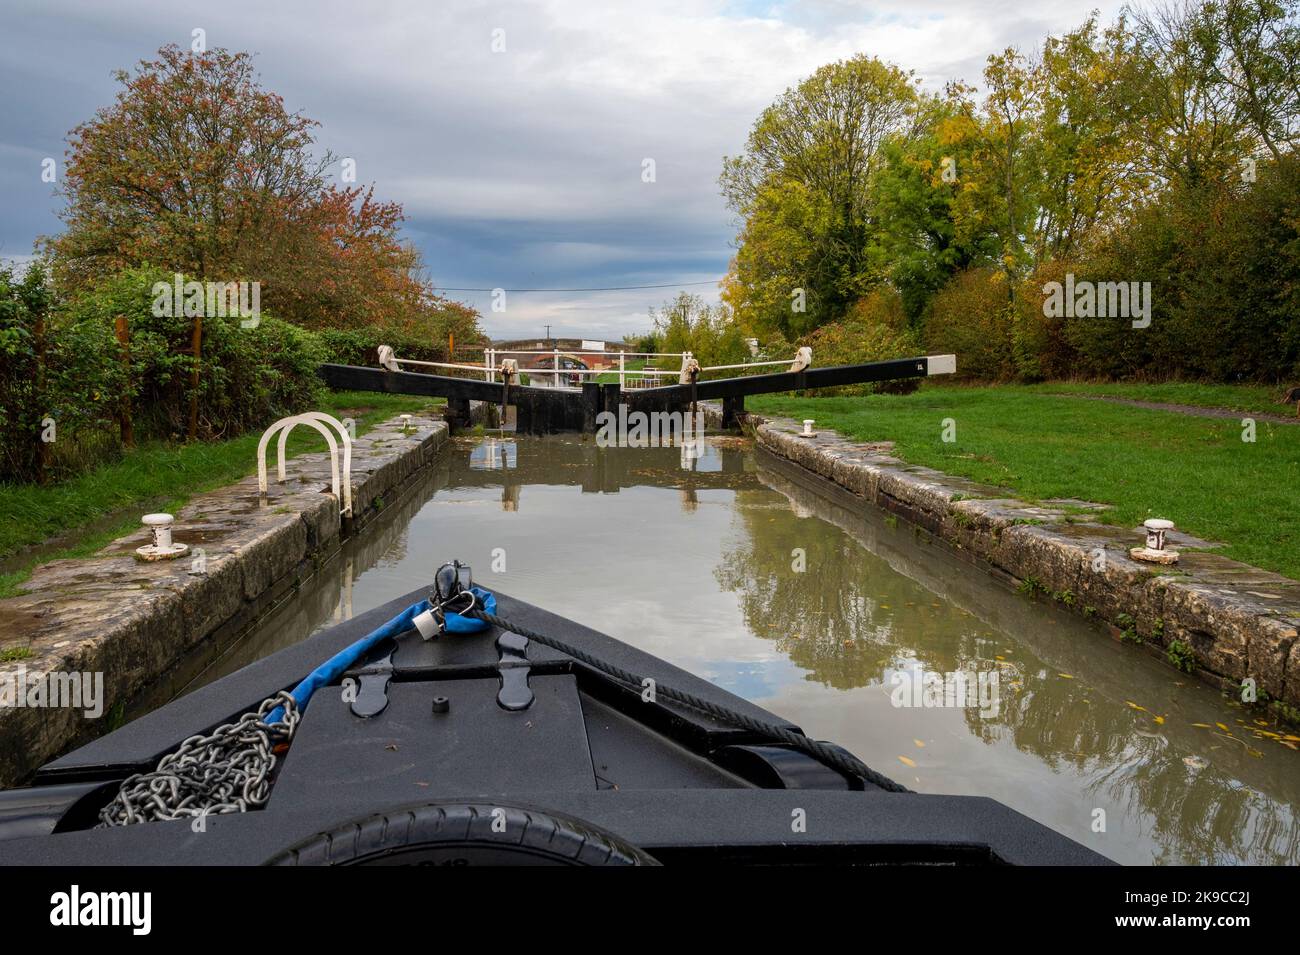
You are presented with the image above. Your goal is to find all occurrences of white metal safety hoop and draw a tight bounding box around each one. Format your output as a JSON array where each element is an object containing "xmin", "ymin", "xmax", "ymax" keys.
[{"xmin": 257, "ymin": 413, "xmax": 353, "ymax": 516}]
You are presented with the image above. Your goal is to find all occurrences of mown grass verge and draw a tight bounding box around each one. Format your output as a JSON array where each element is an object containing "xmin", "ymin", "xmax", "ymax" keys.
[{"xmin": 749, "ymin": 384, "xmax": 1300, "ymax": 580}]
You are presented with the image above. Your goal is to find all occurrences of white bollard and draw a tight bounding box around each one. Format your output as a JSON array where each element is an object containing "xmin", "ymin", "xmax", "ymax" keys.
[
  {"xmin": 801, "ymin": 419, "xmax": 816, "ymax": 438},
  {"xmin": 1130, "ymin": 518, "xmax": 1179, "ymax": 564},
  {"xmin": 135, "ymin": 513, "xmax": 189, "ymax": 561},
  {"xmin": 1145, "ymin": 519, "xmax": 1173, "ymax": 551},
  {"xmin": 400, "ymin": 414, "xmax": 412, "ymax": 434}
]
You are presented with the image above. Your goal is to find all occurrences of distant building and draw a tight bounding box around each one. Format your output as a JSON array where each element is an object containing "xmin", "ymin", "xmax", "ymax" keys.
[{"xmin": 489, "ymin": 338, "xmax": 635, "ymax": 371}]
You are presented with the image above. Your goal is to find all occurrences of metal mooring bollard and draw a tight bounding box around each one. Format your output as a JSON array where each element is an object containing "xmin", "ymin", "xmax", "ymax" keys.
[
  {"xmin": 1130, "ymin": 518, "xmax": 1179, "ymax": 565},
  {"xmin": 135, "ymin": 513, "xmax": 190, "ymax": 562},
  {"xmin": 400, "ymin": 414, "xmax": 413, "ymax": 434},
  {"xmin": 800, "ymin": 419, "xmax": 816, "ymax": 438}
]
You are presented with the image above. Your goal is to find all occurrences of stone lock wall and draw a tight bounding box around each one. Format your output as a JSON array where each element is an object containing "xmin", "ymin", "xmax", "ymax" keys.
[{"xmin": 739, "ymin": 411, "xmax": 1300, "ymax": 722}]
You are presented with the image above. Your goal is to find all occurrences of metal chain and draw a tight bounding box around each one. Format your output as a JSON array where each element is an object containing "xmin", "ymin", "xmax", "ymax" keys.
[{"xmin": 97, "ymin": 692, "xmax": 301, "ymax": 827}]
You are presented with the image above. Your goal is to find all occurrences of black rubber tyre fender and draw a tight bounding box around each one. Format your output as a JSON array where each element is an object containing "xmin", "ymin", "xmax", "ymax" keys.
[{"xmin": 265, "ymin": 802, "xmax": 660, "ymax": 866}]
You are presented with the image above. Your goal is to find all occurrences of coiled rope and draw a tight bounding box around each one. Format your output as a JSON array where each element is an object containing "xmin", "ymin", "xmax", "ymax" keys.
[{"xmin": 468, "ymin": 609, "xmax": 910, "ymax": 794}]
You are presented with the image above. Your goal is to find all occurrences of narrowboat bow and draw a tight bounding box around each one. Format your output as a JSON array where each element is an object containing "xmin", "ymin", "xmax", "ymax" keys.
[{"xmin": 0, "ymin": 564, "xmax": 1111, "ymax": 866}]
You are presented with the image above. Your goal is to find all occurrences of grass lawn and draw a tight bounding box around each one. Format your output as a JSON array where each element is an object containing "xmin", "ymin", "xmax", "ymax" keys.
[
  {"xmin": 0, "ymin": 391, "xmax": 443, "ymax": 597},
  {"xmin": 749, "ymin": 384, "xmax": 1300, "ymax": 580}
]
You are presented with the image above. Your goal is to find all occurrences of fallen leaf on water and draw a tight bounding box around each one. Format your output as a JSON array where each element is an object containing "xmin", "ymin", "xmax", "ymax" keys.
[
  {"xmin": 1126, "ymin": 701, "xmax": 1147, "ymax": 712},
  {"xmin": 914, "ymin": 739, "xmax": 926, "ymax": 748},
  {"xmin": 1153, "ymin": 715, "xmax": 1165, "ymax": 725},
  {"xmin": 1216, "ymin": 722, "xmax": 1230, "ymax": 731},
  {"xmin": 1059, "ymin": 673, "xmax": 1075, "ymax": 679},
  {"xmin": 898, "ymin": 755, "xmax": 917, "ymax": 768},
  {"xmin": 1192, "ymin": 723, "xmax": 1211, "ymax": 728}
]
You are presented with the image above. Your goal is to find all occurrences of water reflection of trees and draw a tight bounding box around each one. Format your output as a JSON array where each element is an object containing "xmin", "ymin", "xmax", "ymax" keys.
[
  {"xmin": 714, "ymin": 495, "xmax": 979, "ymax": 690},
  {"xmin": 715, "ymin": 487, "xmax": 1300, "ymax": 864},
  {"xmin": 1083, "ymin": 741, "xmax": 1299, "ymax": 865}
]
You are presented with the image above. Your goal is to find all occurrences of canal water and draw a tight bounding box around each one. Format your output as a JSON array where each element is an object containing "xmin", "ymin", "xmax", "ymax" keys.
[{"xmin": 194, "ymin": 433, "xmax": 1300, "ymax": 865}]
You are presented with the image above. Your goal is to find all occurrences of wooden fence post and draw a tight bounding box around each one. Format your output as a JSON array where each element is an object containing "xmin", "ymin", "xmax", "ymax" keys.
[
  {"xmin": 115, "ymin": 315, "xmax": 134, "ymax": 448},
  {"xmin": 188, "ymin": 314, "xmax": 202, "ymax": 441}
]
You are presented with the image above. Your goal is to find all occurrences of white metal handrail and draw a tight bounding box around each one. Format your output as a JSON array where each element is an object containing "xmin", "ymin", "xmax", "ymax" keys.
[
  {"xmin": 480, "ymin": 349, "xmax": 687, "ymax": 358},
  {"xmin": 383, "ymin": 357, "xmax": 492, "ymax": 374},
  {"xmin": 376, "ymin": 344, "xmax": 811, "ymax": 389},
  {"xmin": 257, "ymin": 412, "xmax": 353, "ymax": 516},
  {"xmin": 697, "ymin": 359, "xmax": 795, "ymax": 372}
]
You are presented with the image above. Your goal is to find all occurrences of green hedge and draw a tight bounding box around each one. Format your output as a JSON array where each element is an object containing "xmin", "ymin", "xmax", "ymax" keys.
[
  {"xmin": 316, "ymin": 326, "xmax": 449, "ymax": 367},
  {"xmin": 1, "ymin": 265, "xmax": 326, "ymax": 483}
]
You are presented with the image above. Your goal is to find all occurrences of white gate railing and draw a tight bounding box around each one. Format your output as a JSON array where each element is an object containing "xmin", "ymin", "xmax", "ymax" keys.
[{"xmin": 375, "ymin": 345, "xmax": 813, "ymax": 391}]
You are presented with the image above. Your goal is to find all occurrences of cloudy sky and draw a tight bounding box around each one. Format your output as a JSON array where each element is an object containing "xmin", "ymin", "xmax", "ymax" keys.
[{"xmin": 0, "ymin": 0, "xmax": 1125, "ymax": 340}]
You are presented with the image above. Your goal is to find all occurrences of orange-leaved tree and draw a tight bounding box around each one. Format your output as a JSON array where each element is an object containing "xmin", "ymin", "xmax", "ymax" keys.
[{"xmin": 46, "ymin": 43, "xmax": 475, "ymax": 335}]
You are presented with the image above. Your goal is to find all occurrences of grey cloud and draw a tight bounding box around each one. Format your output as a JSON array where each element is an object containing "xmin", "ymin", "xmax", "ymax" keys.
[{"xmin": 0, "ymin": 0, "xmax": 1124, "ymax": 339}]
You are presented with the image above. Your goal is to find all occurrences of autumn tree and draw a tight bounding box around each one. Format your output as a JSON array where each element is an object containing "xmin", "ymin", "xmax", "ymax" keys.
[
  {"xmin": 651, "ymin": 292, "xmax": 749, "ymax": 368},
  {"xmin": 1195, "ymin": 0, "xmax": 1300, "ymax": 162},
  {"xmin": 868, "ymin": 93, "xmax": 998, "ymax": 323},
  {"xmin": 868, "ymin": 17, "xmax": 1155, "ymax": 320},
  {"xmin": 720, "ymin": 56, "xmax": 927, "ymax": 338},
  {"xmin": 1125, "ymin": 1, "xmax": 1253, "ymax": 187},
  {"xmin": 722, "ymin": 3, "xmax": 1300, "ymax": 381},
  {"xmin": 1033, "ymin": 15, "xmax": 1155, "ymax": 260},
  {"xmin": 45, "ymin": 44, "xmax": 476, "ymax": 338}
]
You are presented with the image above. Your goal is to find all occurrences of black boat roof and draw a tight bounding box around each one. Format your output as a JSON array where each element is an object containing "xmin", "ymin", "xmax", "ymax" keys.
[{"xmin": 0, "ymin": 587, "xmax": 1112, "ymax": 865}]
